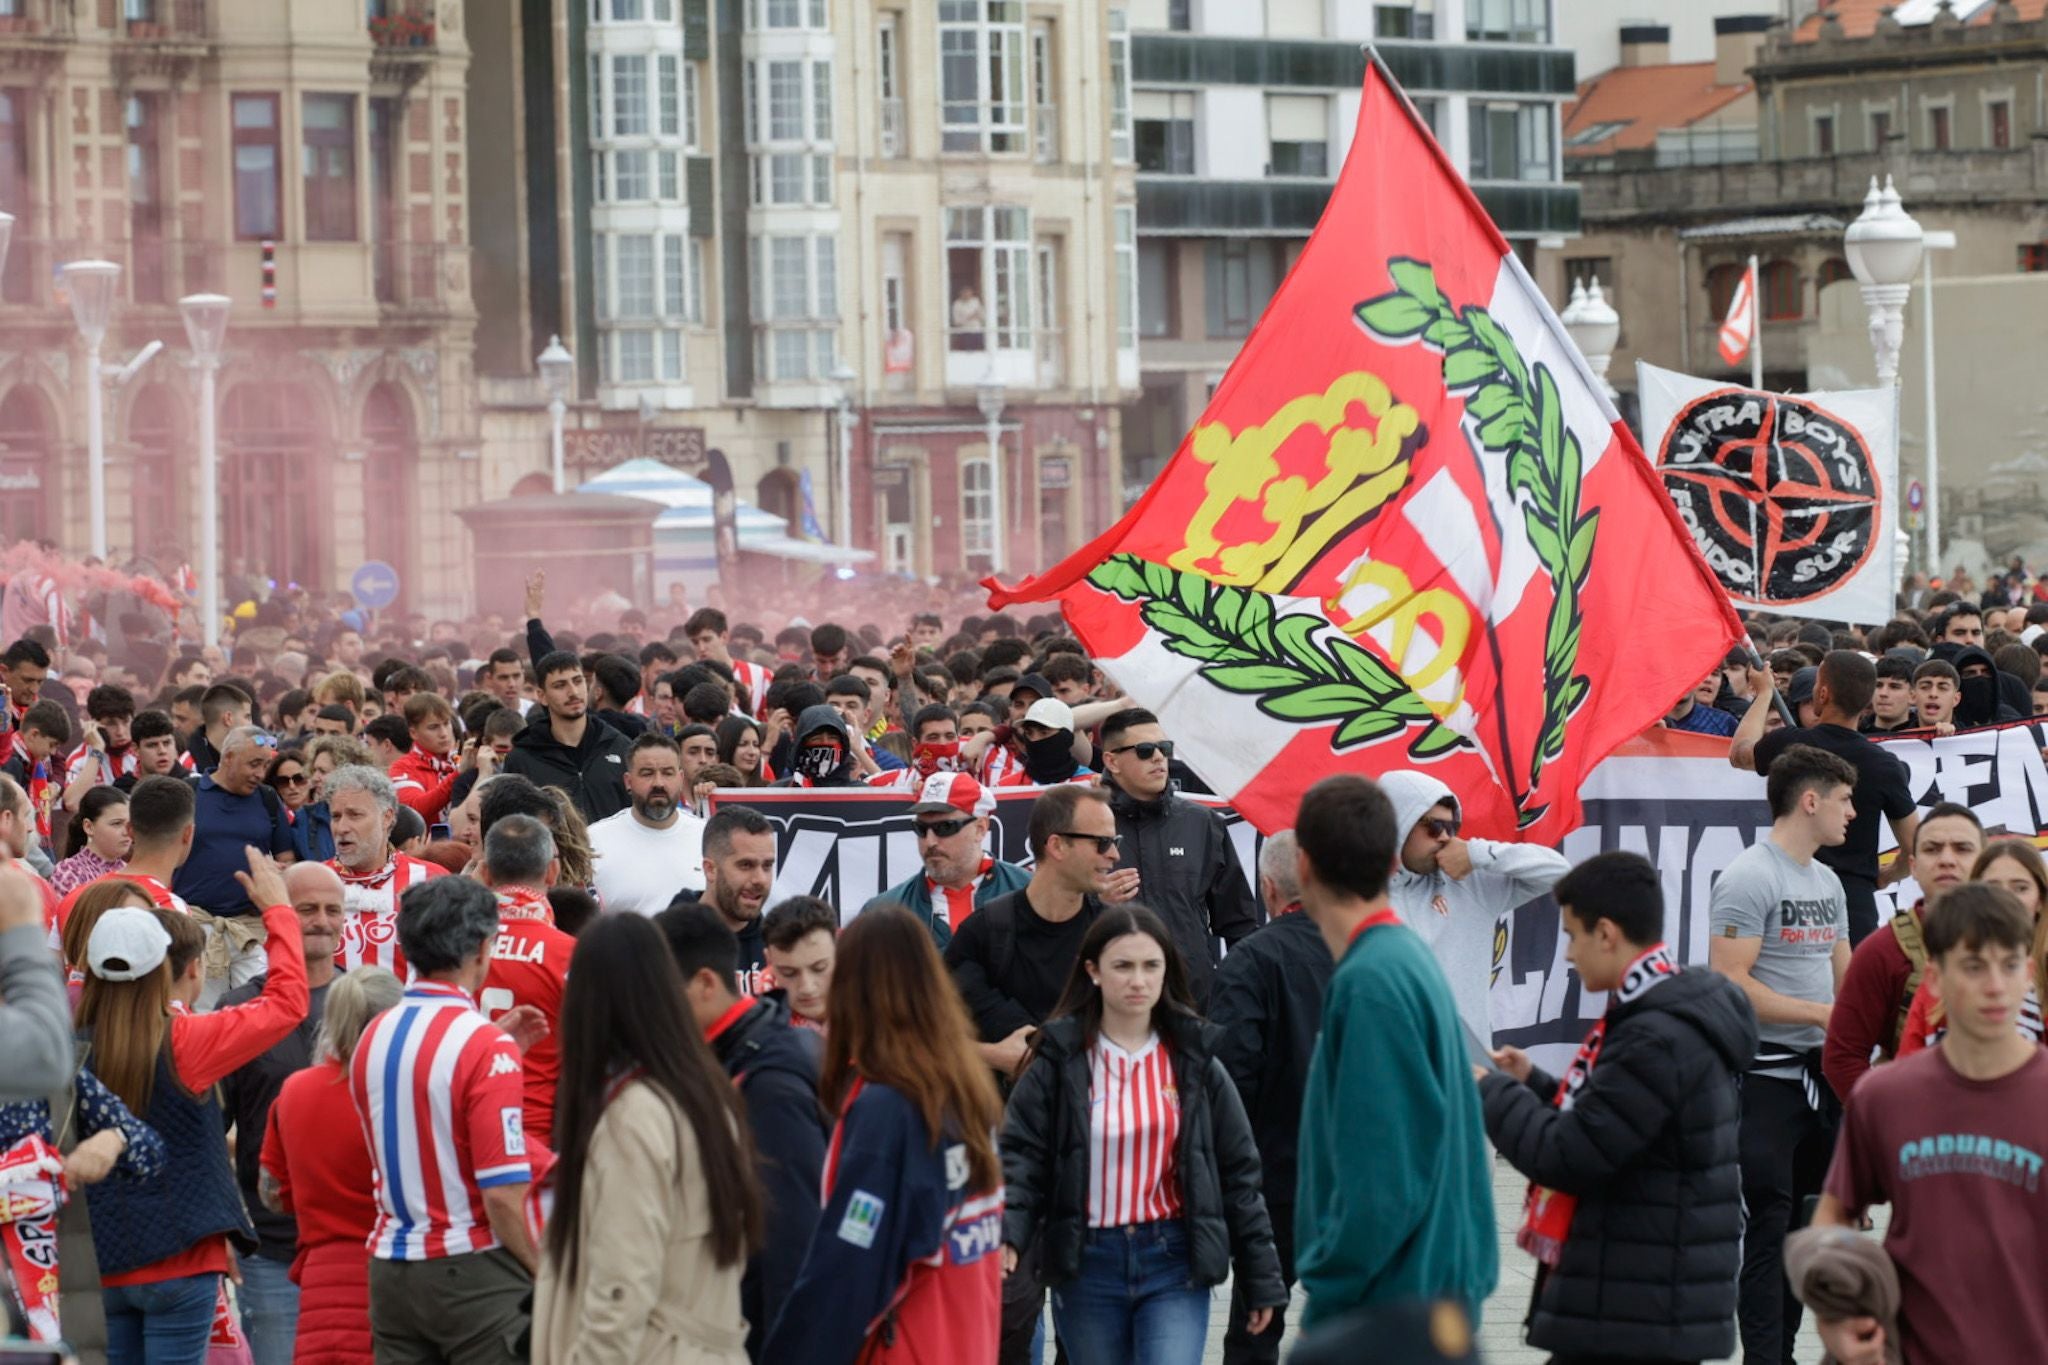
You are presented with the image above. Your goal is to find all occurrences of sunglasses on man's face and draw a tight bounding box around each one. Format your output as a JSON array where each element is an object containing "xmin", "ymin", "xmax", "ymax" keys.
[
  {"xmin": 916, "ymin": 817, "xmax": 974, "ymax": 841},
  {"xmin": 1423, "ymin": 817, "xmax": 1460, "ymax": 838},
  {"xmin": 1055, "ymin": 831, "xmax": 1121, "ymax": 855},
  {"xmin": 1109, "ymin": 740, "xmax": 1174, "ymax": 762}
]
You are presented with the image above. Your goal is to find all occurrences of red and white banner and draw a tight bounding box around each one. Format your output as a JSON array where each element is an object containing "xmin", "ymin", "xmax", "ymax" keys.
[{"xmin": 1716, "ymin": 262, "xmax": 1757, "ymax": 366}]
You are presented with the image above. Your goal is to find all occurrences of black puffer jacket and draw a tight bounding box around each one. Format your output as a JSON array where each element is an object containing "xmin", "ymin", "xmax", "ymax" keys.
[
  {"xmin": 501, "ymin": 707, "xmax": 632, "ymax": 821},
  {"xmin": 1103, "ymin": 783, "xmax": 1261, "ymax": 1004},
  {"xmin": 1000, "ymin": 1014, "xmax": 1286, "ymax": 1308},
  {"xmin": 1479, "ymin": 967, "xmax": 1757, "ymax": 1362}
]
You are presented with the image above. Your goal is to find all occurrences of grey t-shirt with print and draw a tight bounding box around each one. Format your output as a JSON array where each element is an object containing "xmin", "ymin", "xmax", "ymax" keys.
[{"xmin": 1709, "ymin": 838, "xmax": 1847, "ymax": 1073}]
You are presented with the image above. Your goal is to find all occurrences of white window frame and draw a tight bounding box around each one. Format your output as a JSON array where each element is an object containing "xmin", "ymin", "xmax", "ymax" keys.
[
  {"xmin": 1031, "ymin": 20, "xmax": 1055, "ymax": 162},
  {"xmin": 1984, "ymin": 91, "xmax": 2015, "ymax": 150},
  {"xmin": 1108, "ymin": 8, "xmax": 1132, "ymax": 162},
  {"xmin": 939, "ymin": 0, "xmax": 1028, "ymax": 155},
  {"xmin": 1113, "ymin": 206, "xmax": 1137, "ymax": 353},
  {"xmin": 878, "ymin": 14, "xmax": 904, "ymax": 158},
  {"xmin": 961, "ymin": 457, "xmax": 994, "ymax": 557},
  {"xmin": 947, "ymin": 205, "xmax": 1031, "ymax": 350}
]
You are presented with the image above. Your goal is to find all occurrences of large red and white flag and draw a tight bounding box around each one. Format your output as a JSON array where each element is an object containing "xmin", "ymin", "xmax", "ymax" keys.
[
  {"xmin": 1716, "ymin": 263, "xmax": 1757, "ymax": 366},
  {"xmin": 986, "ymin": 60, "xmax": 1742, "ymax": 843}
]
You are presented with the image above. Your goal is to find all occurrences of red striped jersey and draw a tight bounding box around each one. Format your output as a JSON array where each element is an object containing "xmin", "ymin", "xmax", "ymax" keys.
[
  {"xmin": 978, "ymin": 743, "xmax": 1020, "ymax": 789},
  {"xmin": 350, "ymin": 980, "xmax": 532, "ymax": 1261},
  {"xmin": 330, "ymin": 853, "xmax": 445, "ymax": 975},
  {"xmin": 63, "ymin": 743, "xmax": 139, "ymax": 787},
  {"xmin": 480, "ymin": 886, "xmax": 574, "ymax": 1149},
  {"xmin": 731, "ymin": 658, "xmax": 771, "ymax": 719},
  {"xmin": 1087, "ymin": 1034, "xmax": 1183, "ymax": 1228},
  {"xmin": 929, "ymin": 858, "xmax": 996, "ymax": 934}
]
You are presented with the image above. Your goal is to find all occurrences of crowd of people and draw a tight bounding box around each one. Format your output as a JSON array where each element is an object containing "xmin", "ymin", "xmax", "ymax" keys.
[{"xmin": 0, "ymin": 552, "xmax": 2041, "ymax": 1365}]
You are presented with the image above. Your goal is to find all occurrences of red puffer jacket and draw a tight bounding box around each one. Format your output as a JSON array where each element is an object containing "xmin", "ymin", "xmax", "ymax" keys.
[{"xmin": 292, "ymin": 1239, "xmax": 371, "ymax": 1364}]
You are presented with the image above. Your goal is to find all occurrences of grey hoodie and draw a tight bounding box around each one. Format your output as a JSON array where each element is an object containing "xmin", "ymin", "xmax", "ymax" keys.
[{"xmin": 1378, "ymin": 769, "xmax": 1570, "ymax": 1048}]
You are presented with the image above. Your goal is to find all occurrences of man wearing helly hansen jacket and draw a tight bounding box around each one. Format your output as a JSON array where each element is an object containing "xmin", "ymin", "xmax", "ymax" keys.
[{"xmin": 1378, "ymin": 770, "xmax": 1569, "ymax": 1049}]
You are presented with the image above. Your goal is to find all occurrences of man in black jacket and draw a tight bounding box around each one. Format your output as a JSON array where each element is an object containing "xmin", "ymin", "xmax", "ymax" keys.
[
  {"xmin": 502, "ymin": 649, "xmax": 631, "ymax": 821},
  {"xmin": 1208, "ymin": 831, "xmax": 1330, "ymax": 1365},
  {"xmin": 657, "ymin": 902, "xmax": 827, "ymax": 1365},
  {"xmin": 1477, "ymin": 851, "xmax": 1757, "ymax": 1365},
  {"xmin": 219, "ymin": 861, "xmax": 349, "ymax": 1365},
  {"xmin": 1098, "ymin": 707, "xmax": 1260, "ymax": 1004}
]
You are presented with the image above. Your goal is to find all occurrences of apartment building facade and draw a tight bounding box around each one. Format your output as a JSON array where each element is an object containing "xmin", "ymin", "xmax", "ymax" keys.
[
  {"xmin": 470, "ymin": 0, "xmax": 1138, "ymax": 585},
  {"xmin": 1121, "ymin": 0, "xmax": 1581, "ymax": 485},
  {"xmin": 0, "ymin": 0, "xmax": 477, "ymax": 613}
]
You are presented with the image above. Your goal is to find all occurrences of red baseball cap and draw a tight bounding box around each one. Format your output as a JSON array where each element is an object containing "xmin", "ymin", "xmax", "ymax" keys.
[{"xmin": 910, "ymin": 771, "xmax": 995, "ymax": 820}]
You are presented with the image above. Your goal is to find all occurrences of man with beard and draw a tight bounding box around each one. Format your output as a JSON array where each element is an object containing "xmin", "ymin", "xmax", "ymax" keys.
[
  {"xmin": 667, "ymin": 804, "xmax": 777, "ymax": 995},
  {"xmin": 321, "ymin": 763, "xmax": 444, "ymax": 975},
  {"xmin": 588, "ymin": 732, "xmax": 706, "ymax": 915},
  {"xmin": 502, "ymin": 649, "xmax": 631, "ymax": 821},
  {"xmin": 221, "ymin": 861, "xmax": 348, "ymax": 1365},
  {"xmin": 864, "ymin": 772, "xmax": 1030, "ymax": 946}
]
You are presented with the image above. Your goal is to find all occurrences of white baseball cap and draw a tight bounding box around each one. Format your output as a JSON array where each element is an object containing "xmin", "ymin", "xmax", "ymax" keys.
[
  {"xmin": 1021, "ymin": 697, "xmax": 1076, "ymax": 733},
  {"xmin": 87, "ymin": 907, "xmax": 172, "ymax": 982}
]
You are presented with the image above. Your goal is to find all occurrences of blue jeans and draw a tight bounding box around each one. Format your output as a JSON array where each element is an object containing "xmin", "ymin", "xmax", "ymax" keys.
[
  {"xmin": 237, "ymin": 1253, "xmax": 301, "ymax": 1365},
  {"xmin": 103, "ymin": 1272, "xmax": 221, "ymax": 1365},
  {"xmin": 1051, "ymin": 1222, "xmax": 1209, "ymax": 1365}
]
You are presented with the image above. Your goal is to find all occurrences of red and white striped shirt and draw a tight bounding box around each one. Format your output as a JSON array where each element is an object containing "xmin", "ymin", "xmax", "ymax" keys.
[
  {"xmin": 979, "ymin": 743, "xmax": 1020, "ymax": 789},
  {"xmin": 351, "ymin": 980, "xmax": 532, "ymax": 1261},
  {"xmin": 928, "ymin": 858, "xmax": 996, "ymax": 934},
  {"xmin": 329, "ymin": 853, "xmax": 445, "ymax": 975},
  {"xmin": 732, "ymin": 658, "xmax": 771, "ymax": 719},
  {"xmin": 1087, "ymin": 1034, "xmax": 1183, "ymax": 1229},
  {"xmin": 63, "ymin": 743, "xmax": 139, "ymax": 788}
]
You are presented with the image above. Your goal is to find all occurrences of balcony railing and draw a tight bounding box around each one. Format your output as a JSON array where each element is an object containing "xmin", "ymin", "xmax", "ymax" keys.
[
  {"xmin": 120, "ymin": 0, "xmax": 206, "ymax": 40},
  {"xmin": 879, "ymin": 98, "xmax": 904, "ymax": 158},
  {"xmin": 368, "ymin": 0, "xmax": 435, "ymax": 48},
  {"xmin": 0, "ymin": 0, "xmax": 75, "ymax": 40},
  {"xmin": 126, "ymin": 236, "xmax": 230, "ymax": 305},
  {"xmin": 374, "ymin": 240, "xmax": 465, "ymax": 312}
]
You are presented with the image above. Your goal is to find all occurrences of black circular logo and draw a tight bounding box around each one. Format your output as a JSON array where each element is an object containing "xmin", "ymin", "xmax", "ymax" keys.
[{"xmin": 1654, "ymin": 390, "xmax": 1880, "ymax": 605}]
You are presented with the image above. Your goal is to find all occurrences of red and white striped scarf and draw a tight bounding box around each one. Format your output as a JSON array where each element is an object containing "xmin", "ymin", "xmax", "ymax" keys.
[{"xmin": 927, "ymin": 858, "xmax": 995, "ymax": 935}]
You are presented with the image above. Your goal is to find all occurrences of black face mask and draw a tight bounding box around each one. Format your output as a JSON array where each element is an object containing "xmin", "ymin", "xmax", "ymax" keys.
[
  {"xmin": 795, "ymin": 741, "xmax": 845, "ymax": 781},
  {"xmin": 1957, "ymin": 673, "xmax": 1998, "ymax": 726},
  {"xmin": 1022, "ymin": 730, "xmax": 1075, "ymax": 783}
]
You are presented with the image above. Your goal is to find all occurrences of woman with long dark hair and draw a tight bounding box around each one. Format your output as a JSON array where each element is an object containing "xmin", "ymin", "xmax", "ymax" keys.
[
  {"xmin": 762, "ymin": 904, "xmax": 1005, "ymax": 1364},
  {"xmin": 714, "ymin": 716, "xmax": 768, "ymax": 786},
  {"xmin": 532, "ymin": 914, "xmax": 762, "ymax": 1364},
  {"xmin": 1001, "ymin": 905, "xmax": 1286, "ymax": 1365},
  {"xmin": 51, "ymin": 786, "xmax": 130, "ymax": 896}
]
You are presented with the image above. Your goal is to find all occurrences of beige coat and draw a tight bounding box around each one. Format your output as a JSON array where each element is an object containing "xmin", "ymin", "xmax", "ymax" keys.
[{"xmin": 533, "ymin": 1080, "xmax": 750, "ymax": 1365}]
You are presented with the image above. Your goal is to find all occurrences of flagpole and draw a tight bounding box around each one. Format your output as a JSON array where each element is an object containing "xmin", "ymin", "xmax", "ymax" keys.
[{"xmin": 1748, "ymin": 253, "xmax": 1763, "ymax": 390}]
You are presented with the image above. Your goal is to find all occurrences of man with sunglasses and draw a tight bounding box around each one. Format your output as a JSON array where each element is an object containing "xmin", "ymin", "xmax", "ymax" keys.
[
  {"xmin": 1098, "ymin": 707, "xmax": 1260, "ymax": 1006},
  {"xmin": 866, "ymin": 772, "xmax": 1029, "ymax": 948},
  {"xmin": 1378, "ymin": 769, "xmax": 1569, "ymax": 1050}
]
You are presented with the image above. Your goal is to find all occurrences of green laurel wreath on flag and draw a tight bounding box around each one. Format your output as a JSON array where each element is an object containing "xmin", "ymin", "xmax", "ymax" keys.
[
  {"xmin": 1085, "ymin": 553, "xmax": 1464, "ymax": 760},
  {"xmin": 1356, "ymin": 257, "xmax": 1596, "ymax": 823}
]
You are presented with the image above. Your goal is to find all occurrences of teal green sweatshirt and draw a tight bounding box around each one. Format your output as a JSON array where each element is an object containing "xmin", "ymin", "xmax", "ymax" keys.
[{"xmin": 1295, "ymin": 915, "xmax": 1498, "ymax": 1328}]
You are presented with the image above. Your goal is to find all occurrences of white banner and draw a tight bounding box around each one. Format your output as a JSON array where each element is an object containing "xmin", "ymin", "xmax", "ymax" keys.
[{"xmin": 1637, "ymin": 361, "xmax": 1898, "ymax": 624}]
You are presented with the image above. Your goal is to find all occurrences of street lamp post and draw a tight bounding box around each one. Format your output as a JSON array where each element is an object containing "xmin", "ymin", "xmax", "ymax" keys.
[
  {"xmin": 976, "ymin": 375, "xmax": 1007, "ymax": 577},
  {"xmin": 1843, "ymin": 176, "xmax": 1924, "ymax": 387},
  {"xmin": 61, "ymin": 260, "xmax": 123, "ymax": 560},
  {"xmin": 537, "ymin": 335, "xmax": 574, "ymax": 493},
  {"xmin": 829, "ymin": 361, "xmax": 858, "ymax": 549},
  {"xmin": 179, "ymin": 293, "xmax": 231, "ymax": 647},
  {"xmin": 1561, "ymin": 277, "xmax": 1621, "ymax": 399}
]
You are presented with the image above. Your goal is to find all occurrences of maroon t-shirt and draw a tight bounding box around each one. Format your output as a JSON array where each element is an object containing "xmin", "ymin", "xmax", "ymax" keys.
[{"xmin": 1825, "ymin": 1046, "xmax": 2048, "ymax": 1364}]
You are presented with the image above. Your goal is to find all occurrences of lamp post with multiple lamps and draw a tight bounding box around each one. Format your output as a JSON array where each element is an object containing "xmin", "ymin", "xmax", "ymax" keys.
[
  {"xmin": 976, "ymin": 374, "xmax": 1007, "ymax": 577},
  {"xmin": 1844, "ymin": 175, "xmax": 1943, "ymax": 574},
  {"xmin": 1560, "ymin": 277, "xmax": 1621, "ymax": 400},
  {"xmin": 537, "ymin": 335, "xmax": 574, "ymax": 493},
  {"xmin": 178, "ymin": 293, "xmax": 230, "ymax": 646},
  {"xmin": 60, "ymin": 259, "xmax": 122, "ymax": 560}
]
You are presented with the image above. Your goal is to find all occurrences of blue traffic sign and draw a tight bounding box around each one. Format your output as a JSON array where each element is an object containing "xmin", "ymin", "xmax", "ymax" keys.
[{"xmin": 351, "ymin": 560, "xmax": 401, "ymax": 610}]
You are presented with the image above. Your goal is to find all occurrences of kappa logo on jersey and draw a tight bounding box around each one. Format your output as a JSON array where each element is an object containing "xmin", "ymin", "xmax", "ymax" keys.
[
  {"xmin": 837, "ymin": 1190, "xmax": 885, "ymax": 1249},
  {"xmin": 489, "ymin": 1051, "xmax": 520, "ymax": 1078},
  {"xmin": 500, "ymin": 1106, "xmax": 526, "ymax": 1157}
]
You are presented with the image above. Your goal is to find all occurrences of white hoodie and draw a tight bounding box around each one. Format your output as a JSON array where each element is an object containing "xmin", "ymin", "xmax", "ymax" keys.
[{"xmin": 1377, "ymin": 769, "xmax": 1570, "ymax": 1048}]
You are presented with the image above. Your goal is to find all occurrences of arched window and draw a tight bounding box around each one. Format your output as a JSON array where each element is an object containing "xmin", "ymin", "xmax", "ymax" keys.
[
  {"xmin": 1705, "ymin": 263, "xmax": 1743, "ymax": 319},
  {"xmin": 362, "ymin": 383, "xmax": 415, "ymax": 607},
  {"xmin": 1761, "ymin": 259, "xmax": 1802, "ymax": 321},
  {"xmin": 1817, "ymin": 257, "xmax": 1854, "ymax": 291}
]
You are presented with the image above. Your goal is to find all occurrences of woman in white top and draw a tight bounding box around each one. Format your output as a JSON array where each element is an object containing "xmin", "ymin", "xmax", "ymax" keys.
[{"xmin": 999, "ymin": 905, "xmax": 1286, "ymax": 1365}]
